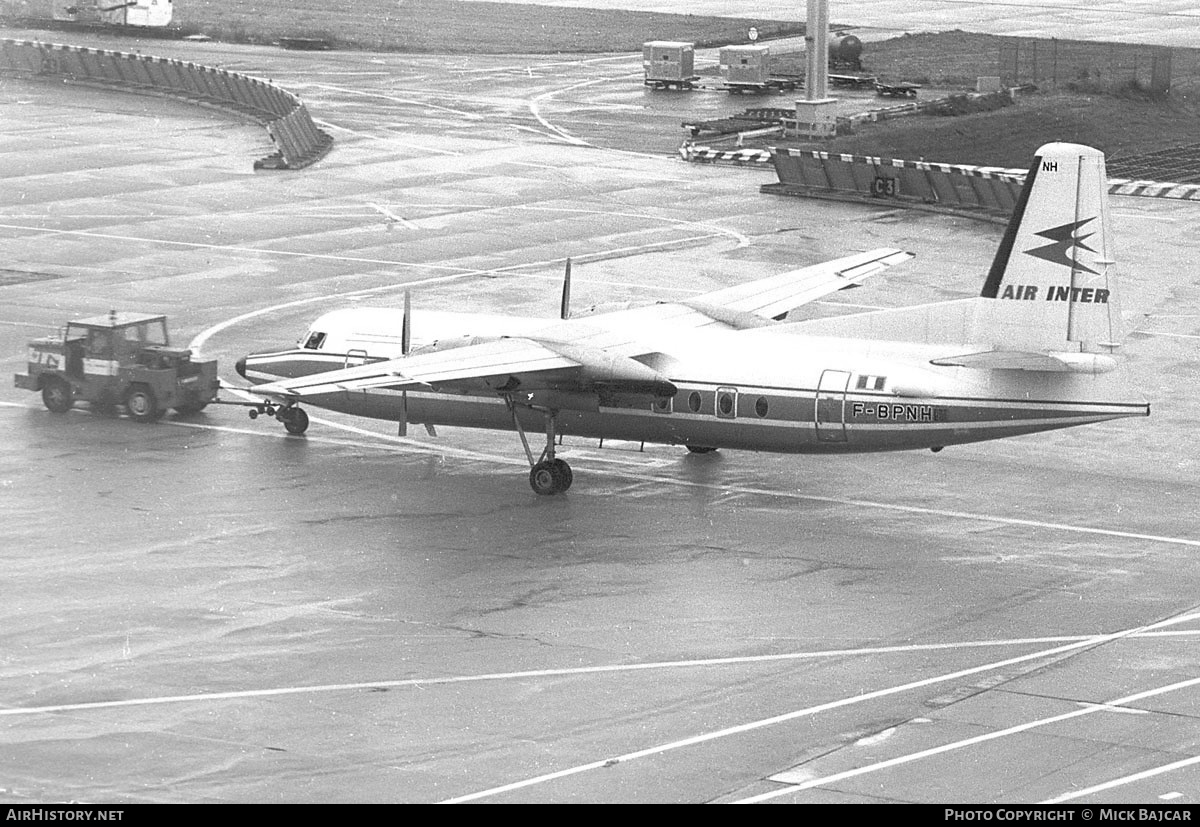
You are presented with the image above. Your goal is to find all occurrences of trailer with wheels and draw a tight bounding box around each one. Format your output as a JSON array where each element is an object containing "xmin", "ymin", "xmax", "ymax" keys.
[
  {"xmin": 13, "ymin": 311, "xmax": 219, "ymax": 421},
  {"xmin": 876, "ymin": 81, "xmax": 921, "ymax": 98},
  {"xmin": 643, "ymin": 41, "xmax": 699, "ymax": 90}
]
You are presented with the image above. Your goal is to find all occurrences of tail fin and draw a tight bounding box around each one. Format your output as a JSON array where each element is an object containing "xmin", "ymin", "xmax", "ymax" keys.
[{"xmin": 979, "ymin": 142, "xmax": 1123, "ymax": 353}]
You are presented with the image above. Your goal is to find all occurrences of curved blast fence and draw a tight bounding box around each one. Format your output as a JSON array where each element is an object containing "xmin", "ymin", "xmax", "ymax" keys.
[
  {"xmin": 765, "ymin": 149, "xmax": 1026, "ymax": 217},
  {"xmin": 0, "ymin": 38, "xmax": 332, "ymax": 169}
]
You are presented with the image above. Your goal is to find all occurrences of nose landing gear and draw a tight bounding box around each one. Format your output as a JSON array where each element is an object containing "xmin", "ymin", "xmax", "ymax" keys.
[{"xmin": 247, "ymin": 401, "xmax": 309, "ymax": 435}]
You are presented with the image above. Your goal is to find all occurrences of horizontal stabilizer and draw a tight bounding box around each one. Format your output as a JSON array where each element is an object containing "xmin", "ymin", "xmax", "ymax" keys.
[{"xmin": 930, "ymin": 349, "xmax": 1118, "ymax": 374}]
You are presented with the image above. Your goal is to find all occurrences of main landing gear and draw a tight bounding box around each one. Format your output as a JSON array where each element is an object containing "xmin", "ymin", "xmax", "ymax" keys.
[
  {"xmin": 507, "ymin": 396, "xmax": 572, "ymax": 496},
  {"xmin": 247, "ymin": 401, "xmax": 309, "ymax": 435}
]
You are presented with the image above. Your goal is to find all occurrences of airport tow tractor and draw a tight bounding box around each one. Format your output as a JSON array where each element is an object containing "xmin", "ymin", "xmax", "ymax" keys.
[
  {"xmin": 14, "ymin": 311, "xmax": 220, "ymax": 421},
  {"xmin": 13, "ymin": 309, "xmax": 314, "ymax": 434}
]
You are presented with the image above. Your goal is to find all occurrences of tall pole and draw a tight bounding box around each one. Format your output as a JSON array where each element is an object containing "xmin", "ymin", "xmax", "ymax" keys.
[{"xmin": 805, "ymin": 0, "xmax": 829, "ymax": 101}]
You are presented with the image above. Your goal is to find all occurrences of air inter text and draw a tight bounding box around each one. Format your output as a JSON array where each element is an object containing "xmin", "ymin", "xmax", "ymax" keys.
[{"xmin": 1000, "ymin": 285, "xmax": 1110, "ymax": 303}]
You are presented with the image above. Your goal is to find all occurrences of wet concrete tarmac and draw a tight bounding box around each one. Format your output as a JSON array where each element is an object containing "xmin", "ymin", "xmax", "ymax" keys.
[{"xmin": 1, "ymin": 38, "xmax": 1199, "ymax": 804}]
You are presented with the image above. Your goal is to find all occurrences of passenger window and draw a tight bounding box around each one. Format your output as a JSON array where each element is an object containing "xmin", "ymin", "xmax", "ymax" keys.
[
  {"xmin": 688, "ymin": 391, "xmax": 702, "ymax": 413},
  {"xmin": 652, "ymin": 398, "xmax": 672, "ymax": 414},
  {"xmin": 755, "ymin": 397, "xmax": 769, "ymax": 418},
  {"xmin": 716, "ymin": 387, "xmax": 737, "ymax": 419}
]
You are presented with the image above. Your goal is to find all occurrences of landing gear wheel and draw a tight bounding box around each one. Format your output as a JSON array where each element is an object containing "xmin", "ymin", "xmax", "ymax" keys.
[
  {"xmin": 281, "ymin": 407, "xmax": 309, "ymax": 435},
  {"xmin": 41, "ymin": 379, "xmax": 74, "ymax": 414},
  {"xmin": 551, "ymin": 458, "xmax": 573, "ymax": 491},
  {"xmin": 124, "ymin": 385, "xmax": 160, "ymax": 423},
  {"xmin": 686, "ymin": 445, "xmax": 716, "ymax": 454},
  {"xmin": 529, "ymin": 459, "xmax": 570, "ymax": 495}
]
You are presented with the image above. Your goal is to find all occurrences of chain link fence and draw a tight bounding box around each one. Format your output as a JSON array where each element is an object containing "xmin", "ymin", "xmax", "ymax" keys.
[{"xmin": 997, "ymin": 38, "xmax": 1191, "ymax": 97}]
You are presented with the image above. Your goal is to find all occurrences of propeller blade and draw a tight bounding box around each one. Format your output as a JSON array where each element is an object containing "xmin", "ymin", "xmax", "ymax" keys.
[
  {"xmin": 402, "ymin": 290, "xmax": 412, "ymax": 356},
  {"xmin": 560, "ymin": 258, "xmax": 572, "ymax": 321}
]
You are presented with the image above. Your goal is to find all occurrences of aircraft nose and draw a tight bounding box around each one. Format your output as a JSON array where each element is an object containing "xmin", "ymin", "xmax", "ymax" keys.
[{"xmin": 235, "ymin": 356, "xmax": 247, "ymax": 378}]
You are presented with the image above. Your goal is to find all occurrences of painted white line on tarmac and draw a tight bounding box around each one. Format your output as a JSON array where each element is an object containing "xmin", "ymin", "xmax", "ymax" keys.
[
  {"xmin": 0, "ymin": 221, "xmax": 456, "ymax": 269},
  {"xmin": 185, "ymin": 253, "xmax": 703, "ymax": 353},
  {"xmin": 159, "ymin": 405, "xmax": 1200, "ymax": 552},
  {"xmin": 309, "ymin": 119, "xmax": 385, "ymax": 139},
  {"xmin": 4, "ymin": 626, "xmax": 1197, "ymax": 720},
  {"xmin": 516, "ymin": 204, "xmax": 753, "ymax": 249},
  {"xmin": 739, "ymin": 670, "xmax": 1200, "ymax": 804},
  {"xmin": 368, "ymin": 203, "xmax": 419, "ymax": 229},
  {"xmin": 779, "ymin": 493, "xmax": 1200, "ymax": 549},
  {"xmin": 18, "ymin": 382, "xmax": 1187, "ymax": 551},
  {"xmin": 188, "ymin": 272, "xmax": 475, "ymax": 354},
  {"xmin": 0, "ymin": 223, "xmax": 722, "ymax": 281},
  {"xmin": 450, "ymin": 54, "xmax": 639, "ymax": 76},
  {"xmin": 527, "ymin": 73, "xmax": 642, "ymax": 147},
  {"xmin": 443, "ymin": 612, "xmax": 1200, "ymax": 803},
  {"xmin": 528, "ymin": 78, "xmax": 601, "ymax": 147},
  {"xmin": 1042, "ymin": 753, "xmax": 1200, "ymax": 803},
  {"xmin": 307, "ymin": 83, "xmax": 485, "ymax": 121}
]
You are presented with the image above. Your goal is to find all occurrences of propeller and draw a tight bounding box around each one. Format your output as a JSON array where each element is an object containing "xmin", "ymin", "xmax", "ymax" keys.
[
  {"xmin": 399, "ymin": 290, "xmax": 411, "ymax": 436},
  {"xmin": 401, "ymin": 290, "xmax": 412, "ymax": 356},
  {"xmin": 560, "ymin": 258, "xmax": 572, "ymax": 321}
]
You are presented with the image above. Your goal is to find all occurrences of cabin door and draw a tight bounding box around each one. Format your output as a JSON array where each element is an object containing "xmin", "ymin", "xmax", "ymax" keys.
[{"xmin": 814, "ymin": 369, "xmax": 850, "ymax": 443}]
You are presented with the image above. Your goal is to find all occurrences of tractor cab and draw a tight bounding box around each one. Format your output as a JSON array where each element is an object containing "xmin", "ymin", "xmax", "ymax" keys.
[{"xmin": 15, "ymin": 311, "xmax": 219, "ymax": 420}]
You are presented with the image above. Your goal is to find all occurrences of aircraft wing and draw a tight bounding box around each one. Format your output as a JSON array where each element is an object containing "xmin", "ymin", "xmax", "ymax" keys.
[
  {"xmin": 250, "ymin": 336, "xmax": 673, "ymax": 399},
  {"xmin": 687, "ymin": 247, "xmax": 912, "ymax": 321},
  {"xmin": 247, "ymin": 249, "xmax": 911, "ymax": 401},
  {"xmin": 518, "ymin": 248, "xmax": 913, "ymax": 357}
]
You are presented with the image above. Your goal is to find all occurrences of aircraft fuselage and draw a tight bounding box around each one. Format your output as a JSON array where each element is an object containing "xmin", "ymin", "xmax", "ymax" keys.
[{"xmin": 241, "ymin": 323, "xmax": 1147, "ymax": 455}]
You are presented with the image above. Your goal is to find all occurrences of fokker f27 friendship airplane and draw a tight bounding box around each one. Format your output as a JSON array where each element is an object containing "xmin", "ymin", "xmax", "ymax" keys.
[{"xmin": 236, "ymin": 143, "xmax": 1149, "ymax": 494}]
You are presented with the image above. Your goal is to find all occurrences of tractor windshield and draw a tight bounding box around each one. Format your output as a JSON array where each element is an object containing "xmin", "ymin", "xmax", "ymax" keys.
[
  {"xmin": 141, "ymin": 319, "xmax": 169, "ymax": 346},
  {"xmin": 120, "ymin": 319, "xmax": 169, "ymax": 347}
]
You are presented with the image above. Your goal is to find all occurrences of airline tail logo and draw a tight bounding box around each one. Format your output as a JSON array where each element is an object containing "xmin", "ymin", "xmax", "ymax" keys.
[{"xmin": 1026, "ymin": 217, "xmax": 1098, "ymax": 274}]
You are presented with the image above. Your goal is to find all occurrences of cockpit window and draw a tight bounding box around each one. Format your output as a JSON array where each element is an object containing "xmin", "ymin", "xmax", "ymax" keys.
[{"xmin": 303, "ymin": 331, "xmax": 326, "ymax": 350}]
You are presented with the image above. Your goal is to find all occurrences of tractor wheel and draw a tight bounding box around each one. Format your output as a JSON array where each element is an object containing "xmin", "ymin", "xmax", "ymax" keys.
[
  {"xmin": 125, "ymin": 385, "xmax": 161, "ymax": 423},
  {"xmin": 41, "ymin": 378, "xmax": 74, "ymax": 414}
]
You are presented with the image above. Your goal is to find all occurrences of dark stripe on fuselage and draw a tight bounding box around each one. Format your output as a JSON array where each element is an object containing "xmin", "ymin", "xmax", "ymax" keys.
[{"xmin": 238, "ymin": 351, "xmax": 1146, "ymax": 454}]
